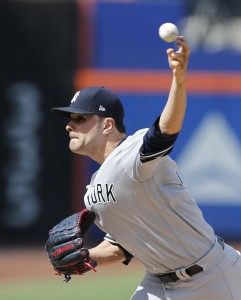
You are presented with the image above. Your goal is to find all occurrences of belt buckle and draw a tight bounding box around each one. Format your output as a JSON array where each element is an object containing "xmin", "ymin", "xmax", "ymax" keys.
[
  {"xmin": 158, "ymin": 264, "xmax": 203, "ymax": 284},
  {"xmin": 175, "ymin": 267, "xmax": 193, "ymax": 281}
]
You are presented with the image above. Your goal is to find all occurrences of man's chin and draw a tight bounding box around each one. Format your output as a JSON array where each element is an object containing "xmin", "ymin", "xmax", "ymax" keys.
[
  {"xmin": 69, "ymin": 141, "xmax": 81, "ymax": 153},
  {"xmin": 69, "ymin": 144, "xmax": 79, "ymax": 153},
  {"xmin": 70, "ymin": 147, "xmax": 80, "ymax": 154}
]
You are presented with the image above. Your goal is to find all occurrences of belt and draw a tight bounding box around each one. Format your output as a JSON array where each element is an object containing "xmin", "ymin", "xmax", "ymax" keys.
[{"xmin": 158, "ymin": 236, "xmax": 224, "ymax": 284}]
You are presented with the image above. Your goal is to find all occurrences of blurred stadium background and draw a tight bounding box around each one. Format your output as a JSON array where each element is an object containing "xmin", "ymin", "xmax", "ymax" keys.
[{"xmin": 0, "ymin": 0, "xmax": 241, "ymax": 299}]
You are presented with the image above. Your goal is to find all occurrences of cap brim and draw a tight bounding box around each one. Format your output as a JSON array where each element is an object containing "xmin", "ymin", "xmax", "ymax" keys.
[{"xmin": 51, "ymin": 107, "xmax": 94, "ymax": 117}]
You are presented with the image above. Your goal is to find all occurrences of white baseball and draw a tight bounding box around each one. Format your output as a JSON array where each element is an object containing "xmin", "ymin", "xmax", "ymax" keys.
[{"xmin": 158, "ymin": 23, "xmax": 179, "ymax": 43}]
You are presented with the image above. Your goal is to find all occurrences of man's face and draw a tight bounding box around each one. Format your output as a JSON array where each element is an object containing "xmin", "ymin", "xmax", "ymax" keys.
[{"xmin": 66, "ymin": 114, "xmax": 103, "ymax": 156}]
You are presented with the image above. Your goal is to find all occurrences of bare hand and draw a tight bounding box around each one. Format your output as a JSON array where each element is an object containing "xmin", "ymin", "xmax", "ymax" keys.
[{"xmin": 166, "ymin": 36, "xmax": 190, "ymax": 84}]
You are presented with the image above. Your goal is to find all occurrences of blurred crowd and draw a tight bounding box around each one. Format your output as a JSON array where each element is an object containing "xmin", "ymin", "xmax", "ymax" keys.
[{"xmin": 182, "ymin": 0, "xmax": 241, "ymax": 52}]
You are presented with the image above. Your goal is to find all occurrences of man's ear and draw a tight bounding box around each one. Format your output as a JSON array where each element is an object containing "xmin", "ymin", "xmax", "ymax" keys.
[{"xmin": 103, "ymin": 118, "xmax": 115, "ymax": 132}]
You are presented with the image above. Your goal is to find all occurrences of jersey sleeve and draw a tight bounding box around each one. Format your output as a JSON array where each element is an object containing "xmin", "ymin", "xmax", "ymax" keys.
[
  {"xmin": 104, "ymin": 234, "xmax": 134, "ymax": 265},
  {"xmin": 140, "ymin": 117, "xmax": 179, "ymax": 163}
]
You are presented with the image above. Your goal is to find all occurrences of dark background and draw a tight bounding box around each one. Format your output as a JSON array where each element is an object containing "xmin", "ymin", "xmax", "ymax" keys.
[{"xmin": 0, "ymin": 1, "xmax": 77, "ymax": 245}]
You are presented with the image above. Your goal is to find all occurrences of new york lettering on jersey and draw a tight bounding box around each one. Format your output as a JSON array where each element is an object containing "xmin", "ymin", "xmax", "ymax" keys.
[{"xmin": 86, "ymin": 183, "xmax": 116, "ymax": 206}]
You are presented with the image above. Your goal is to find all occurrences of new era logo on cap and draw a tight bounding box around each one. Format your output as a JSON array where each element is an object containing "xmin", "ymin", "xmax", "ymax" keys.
[{"xmin": 99, "ymin": 105, "xmax": 106, "ymax": 111}]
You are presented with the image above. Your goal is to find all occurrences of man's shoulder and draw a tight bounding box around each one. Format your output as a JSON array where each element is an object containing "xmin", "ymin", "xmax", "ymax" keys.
[
  {"xmin": 127, "ymin": 128, "xmax": 148, "ymax": 140},
  {"xmin": 118, "ymin": 128, "xmax": 148, "ymax": 155}
]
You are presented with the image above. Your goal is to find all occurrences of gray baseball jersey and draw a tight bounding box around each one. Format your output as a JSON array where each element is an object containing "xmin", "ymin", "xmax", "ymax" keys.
[{"xmin": 84, "ymin": 126, "xmax": 215, "ymax": 274}]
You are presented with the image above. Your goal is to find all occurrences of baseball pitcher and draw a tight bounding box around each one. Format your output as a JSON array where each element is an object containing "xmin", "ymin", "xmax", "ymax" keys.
[{"xmin": 46, "ymin": 36, "xmax": 241, "ymax": 299}]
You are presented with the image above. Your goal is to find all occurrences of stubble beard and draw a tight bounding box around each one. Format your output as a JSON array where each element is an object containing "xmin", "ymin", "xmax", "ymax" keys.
[{"xmin": 69, "ymin": 139, "xmax": 83, "ymax": 154}]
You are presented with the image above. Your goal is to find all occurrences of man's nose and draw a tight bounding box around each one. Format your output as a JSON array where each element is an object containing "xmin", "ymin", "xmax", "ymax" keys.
[{"xmin": 66, "ymin": 123, "xmax": 73, "ymax": 132}]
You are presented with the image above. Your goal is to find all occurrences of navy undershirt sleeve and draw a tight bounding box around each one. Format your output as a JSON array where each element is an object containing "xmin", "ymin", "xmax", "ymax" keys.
[{"xmin": 140, "ymin": 117, "xmax": 179, "ymax": 162}]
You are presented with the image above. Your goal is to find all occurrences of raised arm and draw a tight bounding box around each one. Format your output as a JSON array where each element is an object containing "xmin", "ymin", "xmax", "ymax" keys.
[{"xmin": 159, "ymin": 36, "xmax": 190, "ymax": 134}]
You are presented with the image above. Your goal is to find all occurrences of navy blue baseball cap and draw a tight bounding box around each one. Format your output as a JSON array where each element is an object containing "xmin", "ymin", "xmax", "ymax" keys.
[{"xmin": 51, "ymin": 86, "xmax": 124, "ymax": 125}]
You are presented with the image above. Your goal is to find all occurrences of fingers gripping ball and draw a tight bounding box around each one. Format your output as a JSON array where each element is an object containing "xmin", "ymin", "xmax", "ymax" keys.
[
  {"xmin": 158, "ymin": 23, "xmax": 179, "ymax": 42},
  {"xmin": 45, "ymin": 209, "xmax": 96, "ymax": 282}
]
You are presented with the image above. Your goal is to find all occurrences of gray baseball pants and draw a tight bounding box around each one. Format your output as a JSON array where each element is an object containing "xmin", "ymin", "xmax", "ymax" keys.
[{"xmin": 130, "ymin": 239, "xmax": 241, "ymax": 300}]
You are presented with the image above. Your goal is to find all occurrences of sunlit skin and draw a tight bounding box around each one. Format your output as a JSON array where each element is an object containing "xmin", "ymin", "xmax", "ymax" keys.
[
  {"xmin": 159, "ymin": 36, "xmax": 190, "ymax": 134},
  {"xmin": 66, "ymin": 114, "xmax": 126, "ymax": 165}
]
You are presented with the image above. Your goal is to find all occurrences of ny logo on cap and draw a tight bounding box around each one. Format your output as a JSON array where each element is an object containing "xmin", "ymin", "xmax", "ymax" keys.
[{"xmin": 71, "ymin": 91, "xmax": 80, "ymax": 103}]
